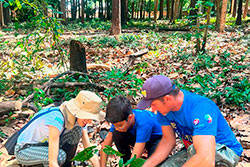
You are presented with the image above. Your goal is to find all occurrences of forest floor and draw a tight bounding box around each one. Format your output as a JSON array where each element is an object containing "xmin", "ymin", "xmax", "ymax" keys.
[{"xmin": 0, "ymin": 21, "xmax": 249, "ymax": 166}]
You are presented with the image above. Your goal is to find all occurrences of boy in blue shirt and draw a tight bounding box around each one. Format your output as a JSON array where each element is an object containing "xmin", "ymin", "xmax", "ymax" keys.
[
  {"xmin": 137, "ymin": 75, "xmax": 243, "ymax": 167},
  {"xmin": 100, "ymin": 95, "xmax": 162, "ymax": 167}
]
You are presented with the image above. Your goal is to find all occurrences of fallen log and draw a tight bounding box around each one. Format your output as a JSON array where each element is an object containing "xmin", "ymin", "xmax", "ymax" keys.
[{"xmin": 0, "ymin": 101, "xmax": 22, "ymax": 115}]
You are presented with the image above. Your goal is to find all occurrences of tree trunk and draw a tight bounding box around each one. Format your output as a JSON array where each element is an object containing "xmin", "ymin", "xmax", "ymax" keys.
[
  {"xmin": 196, "ymin": 4, "xmax": 201, "ymax": 54},
  {"xmin": 107, "ymin": 0, "xmax": 111, "ymax": 20},
  {"xmin": 233, "ymin": 0, "xmax": 237, "ymax": 17},
  {"xmin": 231, "ymin": 0, "xmax": 235, "ymax": 14},
  {"xmin": 148, "ymin": 0, "xmax": 152, "ymax": 19},
  {"xmin": 81, "ymin": 0, "xmax": 84, "ymax": 23},
  {"xmin": 159, "ymin": 0, "xmax": 164, "ymax": 19},
  {"xmin": 143, "ymin": 1, "xmax": 146, "ymax": 19},
  {"xmin": 173, "ymin": 0, "xmax": 180, "ymax": 20},
  {"xmin": 111, "ymin": 0, "xmax": 121, "ymax": 35},
  {"xmin": 202, "ymin": 6, "xmax": 212, "ymax": 52},
  {"xmin": 132, "ymin": 2, "xmax": 135, "ymax": 19},
  {"xmin": 137, "ymin": 1, "xmax": 140, "ymax": 19},
  {"xmin": 216, "ymin": 0, "xmax": 228, "ymax": 32},
  {"xmin": 243, "ymin": 0, "xmax": 249, "ymax": 19},
  {"xmin": 72, "ymin": 0, "xmax": 77, "ymax": 20},
  {"xmin": 170, "ymin": 0, "xmax": 174, "ymax": 21},
  {"xmin": 236, "ymin": 0, "xmax": 243, "ymax": 24},
  {"xmin": 154, "ymin": 0, "xmax": 158, "ymax": 22},
  {"xmin": 121, "ymin": 0, "xmax": 127, "ymax": 25},
  {"xmin": 166, "ymin": 0, "xmax": 170, "ymax": 19},
  {"xmin": 60, "ymin": 0, "xmax": 67, "ymax": 23},
  {"xmin": 140, "ymin": 0, "xmax": 144, "ymax": 19},
  {"xmin": 70, "ymin": 40, "xmax": 87, "ymax": 73},
  {"xmin": 3, "ymin": 6, "xmax": 10, "ymax": 25}
]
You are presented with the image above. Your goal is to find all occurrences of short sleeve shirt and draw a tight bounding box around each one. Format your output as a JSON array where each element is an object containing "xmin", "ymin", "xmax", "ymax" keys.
[
  {"xmin": 157, "ymin": 90, "xmax": 243, "ymax": 156},
  {"xmin": 17, "ymin": 107, "xmax": 64, "ymax": 146},
  {"xmin": 110, "ymin": 109, "xmax": 162, "ymax": 143}
]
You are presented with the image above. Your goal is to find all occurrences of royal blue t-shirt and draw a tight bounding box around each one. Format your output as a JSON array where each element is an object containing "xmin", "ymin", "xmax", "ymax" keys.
[
  {"xmin": 157, "ymin": 90, "xmax": 243, "ymax": 156},
  {"xmin": 110, "ymin": 109, "xmax": 162, "ymax": 143}
]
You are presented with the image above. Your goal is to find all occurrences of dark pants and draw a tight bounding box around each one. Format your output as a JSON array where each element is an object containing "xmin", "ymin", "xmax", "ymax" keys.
[{"xmin": 112, "ymin": 130, "xmax": 161, "ymax": 162}]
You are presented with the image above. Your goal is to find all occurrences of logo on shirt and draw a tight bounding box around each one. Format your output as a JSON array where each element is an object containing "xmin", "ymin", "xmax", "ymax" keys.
[
  {"xmin": 193, "ymin": 118, "xmax": 200, "ymax": 125},
  {"xmin": 141, "ymin": 90, "xmax": 147, "ymax": 97},
  {"xmin": 205, "ymin": 114, "xmax": 212, "ymax": 123}
]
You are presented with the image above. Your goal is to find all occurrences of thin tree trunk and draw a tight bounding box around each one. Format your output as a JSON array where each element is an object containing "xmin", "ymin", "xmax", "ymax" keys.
[
  {"xmin": 216, "ymin": 0, "xmax": 228, "ymax": 32},
  {"xmin": 173, "ymin": 0, "xmax": 180, "ymax": 20},
  {"xmin": 121, "ymin": 0, "xmax": 127, "ymax": 25},
  {"xmin": 143, "ymin": 0, "xmax": 146, "ymax": 19},
  {"xmin": 111, "ymin": 0, "xmax": 121, "ymax": 35},
  {"xmin": 107, "ymin": 0, "xmax": 111, "ymax": 20},
  {"xmin": 202, "ymin": 6, "xmax": 212, "ymax": 52},
  {"xmin": 81, "ymin": 0, "xmax": 84, "ymax": 23},
  {"xmin": 159, "ymin": 0, "xmax": 164, "ymax": 19},
  {"xmin": 0, "ymin": 3, "xmax": 4, "ymax": 27},
  {"xmin": 243, "ymin": 0, "xmax": 249, "ymax": 18},
  {"xmin": 233, "ymin": 0, "xmax": 237, "ymax": 17},
  {"xmin": 140, "ymin": 0, "xmax": 143, "ymax": 19},
  {"xmin": 60, "ymin": 0, "xmax": 67, "ymax": 24},
  {"xmin": 137, "ymin": 1, "xmax": 140, "ymax": 19},
  {"xmin": 196, "ymin": 4, "xmax": 201, "ymax": 55},
  {"xmin": 3, "ymin": 6, "xmax": 10, "ymax": 25},
  {"xmin": 154, "ymin": 0, "xmax": 158, "ymax": 21},
  {"xmin": 132, "ymin": 2, "xmax": 135, "ymax": 19},
  {"xmin": 236, "ymin": 0, "xmax": 243, "ymax": 24},
  {"xmin": 166, "ymin": 0, "xmax": 170, "ymax": 19},
  {"xmin": 171, "ymin": 0, "xmax": 174, "ymax": 21},
  {"xmin": 231, "ymin": 0, "xmax": 235, "ymax": 14},
  {"xmin": 148, "ymin": 0, "xmax": 152, "ymax": 19}
]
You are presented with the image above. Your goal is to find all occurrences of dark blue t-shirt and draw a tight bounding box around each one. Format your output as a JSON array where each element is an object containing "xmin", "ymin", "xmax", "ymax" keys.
[
  {"xmin": 157, "ymin": 90, "xmax": 243, "ymax": 156},
  {"xmin": 110, "ymin": 109, "xmax": 162, "ymax": 143}
]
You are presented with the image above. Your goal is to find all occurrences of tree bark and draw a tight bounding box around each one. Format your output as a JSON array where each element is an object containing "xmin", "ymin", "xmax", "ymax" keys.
[
  {"xmin": 148, "ymin": 0, "xmax": 152, "ymax": 19},
  {"xmin": 232, "ymin": 0, "xmax": 237, "ymax": 17},
  {"xmin": 121, "ymin": 0, "xmax": 127, "ymax": 24},
  {"xmin": 81, "ymin": 0, "xmax": 84, "ymax": 23},
  {"xmin": 243, "ymin": 0, "xmax": 249, "ymax": 19},
  {"xmin": 140, "ymin": 0, "xmax": 144, "ymax": 19},
  {"xmin": 0, "ymin": 3, "xmax": 4, "ymax": 27},
  {"xmin": 70, "ymin": 40, "xmax": 87, "ymax": 73},
  {"xmin": 132, "ymin": 2, "xmax": 135, "ymax": 19},
  {"xmin": 216, "ymin": 0, "xmax": 228, "ymax": 32},
  {"xmin": 173, "ymin": 0, "xmax": 180, "ymax": 20},
  {"xmin": 60, "ymin": 0, "xmax": 67, "ymax": 24},
  {"xmin": 154, "ymin": 0, "xmax": 158, "ymax": 22},
  {"xmin": 166, "ymin": 0, "xmax": 170, "ymax": 19},
  {"xmin": 0, "ymin": 101, "xmax": 22, "ymax": 114},
  {"xmin": 3, "ymin": 6, "xmax": 10, "ymax": 25},
  {"xmin": 107, "ymin": 0, "xmax": 111, "ymax": 20},
  {"xmin": 202, "ymin": 6, "xmax": 212, "ymax": 52},
  {"xmin": 111, "ymin": 0, "xmax": 121, "ymax": 35},
  {"xmin": 196, "ymin": 4, "xmax": 201, "ymax": 54},
  {"xmin": 170, "ymin": 0, "xmax": 174, "ymax": 21},
  {"xmin": 236, "ymin": 0, "xmax": 243, "ymax": 24},
  {"xmin": 231, "ymin": 0, "xmax": 235, "ymax": 14},
  {"xmin": 159, "ymin": 0, "xmax": 164, "ymax": 19}
]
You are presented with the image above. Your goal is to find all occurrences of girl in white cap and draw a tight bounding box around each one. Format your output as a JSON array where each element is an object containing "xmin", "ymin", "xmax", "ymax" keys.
[{"xmin": 14, "ymin": 90, "xmax": 104, "ymax": 167}]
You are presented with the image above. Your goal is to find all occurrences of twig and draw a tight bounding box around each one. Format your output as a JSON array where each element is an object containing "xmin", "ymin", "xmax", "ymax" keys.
[{"xmin": 122, "ymin": 49, "xmax": 149, "ymax": 73}]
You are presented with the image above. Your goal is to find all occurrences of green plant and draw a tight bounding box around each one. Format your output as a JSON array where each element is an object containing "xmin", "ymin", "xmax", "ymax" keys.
[
  {"xmin": 33, "ymin": 88, "xmax": 54, "ymax": 111},
  {"xmin": 74, "ymin": 145, "xmax": 146, "ymax": 167},
  {"xmin": 100, "ymin": 68, "xmax": 143, "ymax": 100}
]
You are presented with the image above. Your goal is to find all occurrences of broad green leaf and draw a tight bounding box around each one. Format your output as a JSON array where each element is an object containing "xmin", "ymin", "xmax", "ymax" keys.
[
  {"xmin": 124, "ymin": 154, "xmax": 136, "ymax": 166},
  {"xmin": 119, "ymin": 158, "xmax": 124, "ymax": 167},
  {"xmin": 103, "ymin": 145, "xmax": 125, "ymax": 156},
  {"xmin": 72, "ymin": 146, "xmax": 98, "ymax": 162},
  {"xmin": 130, "ymin": 158, "xmax": 146, "ymax": 167}
]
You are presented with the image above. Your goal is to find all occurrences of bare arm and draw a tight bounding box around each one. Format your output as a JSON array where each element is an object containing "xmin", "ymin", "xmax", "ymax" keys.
[
  {"xmin": 183, "ymin": 135, "xmax": 215, "ymax": 167},
  {"xmin": 48, "ymin": 125, "xmax": 60, "ymax": 167},
  {"xmin": 100, "ymin": 132, "xmax": 113, "ymax": 167},
  {"xmin": 82, "ymin": 128, "xmax": 100, "ymax": 167},
  {"xmin": 131, "ymin": 142, "xmax": 146, "ymax": 159},
  {"xmin": 142, "ymin": 125, "xmax": 176, "ymax": 167}
]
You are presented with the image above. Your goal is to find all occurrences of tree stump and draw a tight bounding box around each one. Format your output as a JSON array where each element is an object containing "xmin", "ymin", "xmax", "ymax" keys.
[{"xmin": 70, "ymin": 40, "xmax": 87, "ymax": 73}]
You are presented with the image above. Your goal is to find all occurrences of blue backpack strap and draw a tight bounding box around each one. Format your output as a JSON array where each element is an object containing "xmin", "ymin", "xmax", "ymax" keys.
[{"xmin": 18, "ymin": 108, "xmax": 61, "ymax": 135}]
